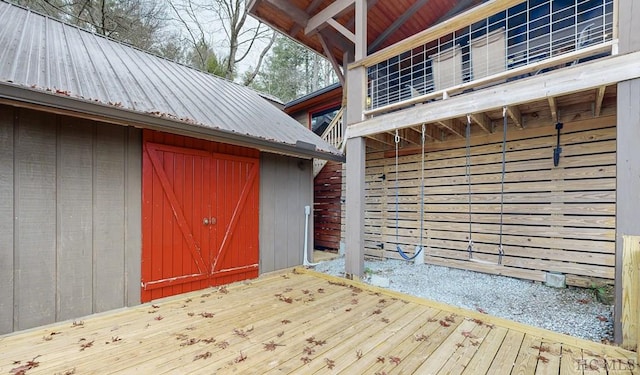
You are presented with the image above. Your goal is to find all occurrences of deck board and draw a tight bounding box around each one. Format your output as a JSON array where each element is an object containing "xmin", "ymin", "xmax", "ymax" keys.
[{"xmin": 0, "ymin": 268, "xmax": 636, "ymax": 375}]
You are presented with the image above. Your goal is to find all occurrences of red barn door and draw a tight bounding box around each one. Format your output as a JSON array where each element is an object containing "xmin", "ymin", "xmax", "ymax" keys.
[{"xmin": 141, "ymin": 141, "xmax": 259, "ymax": 302}]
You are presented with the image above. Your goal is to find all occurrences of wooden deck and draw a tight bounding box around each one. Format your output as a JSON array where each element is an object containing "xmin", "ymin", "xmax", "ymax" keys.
[{"xmin": 0, "ymin": 269, "xmax": 636, "ymax": 374}]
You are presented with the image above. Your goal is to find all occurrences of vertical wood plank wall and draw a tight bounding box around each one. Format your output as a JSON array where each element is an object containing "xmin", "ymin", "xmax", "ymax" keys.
[
  {"xmin": 260, "ymin": 154, "xmax": 313, "ymax": 273},
  {"xmin": 0, "ymin": 105, "xmax": 141, "ymax": 334},
  {"xmin": 361, "ymin": 115, "xmax": 616, "ymax": 287},
  {"xmin": 314, "ymin": 161, "xmax": 343, "ymax": 250}
]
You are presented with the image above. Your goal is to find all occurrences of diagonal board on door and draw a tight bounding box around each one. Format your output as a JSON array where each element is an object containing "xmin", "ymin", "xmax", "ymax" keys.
[{"xmin": 142, "ymin": 142, "xmax": 259, "ymax": 302}]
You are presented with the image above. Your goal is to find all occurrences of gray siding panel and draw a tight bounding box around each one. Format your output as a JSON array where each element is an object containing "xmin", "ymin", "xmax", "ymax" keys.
[
  {"xmin": 125, "ymin": 127, "xmax": 142, "ymax": 306},
  {"xmin": 56, "ymin": 118, "xmax": 94, "ymax": 320},
  {"xmin": 259, "ymin": 154, "xmax": 313, "ymax": 273},
  {"xmin": 93, "ymin": 125, "xmax": 126, "ymax": 312},
  {"xmin": 0, "ymin": 104, "xmax": 143, "ymax": 334},
  {"xmin": 0, "ymin": 107, "xmax": 14, "ymax": 333},
  {"xmin": 259, "ymin": 156, "xmax": 276, "ymax": 273},
  {"xmin": 14, "ymin": 108, "xmax": 57, "ymax": 330}
]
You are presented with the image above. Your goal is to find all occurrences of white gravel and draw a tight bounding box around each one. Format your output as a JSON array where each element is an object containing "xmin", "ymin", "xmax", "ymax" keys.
[{"xmin": 312, "ymin": 257, "xmax": 613, "ymax": 343}]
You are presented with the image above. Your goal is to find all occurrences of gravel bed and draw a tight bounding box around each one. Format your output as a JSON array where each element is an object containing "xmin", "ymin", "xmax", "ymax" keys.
[{"xmin": 312, "ymin": 257, "xmax": 613, "ymax": 343}]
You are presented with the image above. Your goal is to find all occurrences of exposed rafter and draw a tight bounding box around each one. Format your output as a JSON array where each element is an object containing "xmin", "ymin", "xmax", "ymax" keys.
[
  {"xmin": 396, "ymin": 127, "xmax": 422, "ymax": 146},
  {"xmin": 368, "ymin": 0, "xmax": 432, "ymax": 53},
  {"xmin": 506, "ymin": 105, "xmax": 523, "ymax": 128},
  {"xmin": 436, "ymin": 119, "xmax": 465, "ymax": 138},
  {"xmin": 366, "ymin": 133, "xmax": 395, "ymax": 147},
  {"xmin": 469, "ymin": 113, "xmax": 492, "ymax": 133},
  {"xmin": 548, "ymin": 96, "xmax": 558, "ymax": 123},
  {"xmin": 318, "ymin": 32, "xmax": 345, "ymax": 85},
  {"xmin": 327, "ymin": 19, "xmax": 355, "ymax": 43},
  {"xmin": 305, "ymin": 0, "xmax": 355, "ymax": 35},
  {"xmin": 594, "ymin": 86, "xmax": 607, "ymax": 117}
]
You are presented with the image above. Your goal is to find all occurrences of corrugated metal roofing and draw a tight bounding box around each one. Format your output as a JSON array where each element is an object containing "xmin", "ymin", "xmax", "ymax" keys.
[{"xmin": 0, "ymin": 1, "xmax": 342, "ymax": 161}]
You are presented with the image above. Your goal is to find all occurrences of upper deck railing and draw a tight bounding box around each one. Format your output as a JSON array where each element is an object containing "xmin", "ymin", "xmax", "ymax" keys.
[{"xmin": 359, "ymin": 0, "xmax": 615, "ymax": 115}]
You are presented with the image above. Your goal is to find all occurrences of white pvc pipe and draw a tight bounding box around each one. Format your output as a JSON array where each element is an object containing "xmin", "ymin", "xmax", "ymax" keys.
[{"xmin": 303, "ymin": 205, "xmax": 319, "ymax": 266}]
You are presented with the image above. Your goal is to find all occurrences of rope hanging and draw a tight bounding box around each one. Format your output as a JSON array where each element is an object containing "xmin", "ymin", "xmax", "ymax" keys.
[
  {"xmin": 465, "ymin": 115, "xmax": 474, "ymax": 259},
  {"xmin": 394, "ymin": 127, "xmax": 425, "ymax": 261},
  {"xmin": 498, "ymin": 107, "xmax": 508, "ymax": 265}
]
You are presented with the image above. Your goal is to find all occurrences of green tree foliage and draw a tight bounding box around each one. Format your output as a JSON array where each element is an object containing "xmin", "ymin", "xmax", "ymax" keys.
[{"xmin": 251, "ymin": 34, "xmax": 338, "ymax": 103}]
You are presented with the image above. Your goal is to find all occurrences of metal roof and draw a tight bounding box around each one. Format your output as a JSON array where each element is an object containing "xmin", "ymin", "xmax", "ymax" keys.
[
  {"xmin": 0, "ymin": 1, "xmax": 343, "ymax": 161},
  {"xmin": 284, "ymin": 82, "xmax": 342, "ymax": 110}
]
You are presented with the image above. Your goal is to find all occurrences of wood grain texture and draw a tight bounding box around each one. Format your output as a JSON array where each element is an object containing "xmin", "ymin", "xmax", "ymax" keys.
[
  {"xmin": 621, "ymin": 235, "xmax": 639, "ymax": 350},
  {"xmin": 0, "ymin": 106, "xmax": 14, "ymax": 334},
  {"xmin": 0, "ymin": 269, "xmax": 636, "ymax": 374},
  {"xmin": 314, "ymin": 160, "xmax": 342, "ymax": 250},
  {"xmin": 362, "ymin": 116, "xmax": 616, "ymax": 285}
]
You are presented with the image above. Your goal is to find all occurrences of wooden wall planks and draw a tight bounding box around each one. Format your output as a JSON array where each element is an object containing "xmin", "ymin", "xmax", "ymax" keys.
[
  {"xmin": 0, "ymin": 104, "xmax": 142, "ymax": 334},
  {"xmin": 314, "ymin": 160, "xmax": 343, "ymax": 250},
  {"xmin": 362, "ymin": 115, "xmax": 617, "ymax": 286}
]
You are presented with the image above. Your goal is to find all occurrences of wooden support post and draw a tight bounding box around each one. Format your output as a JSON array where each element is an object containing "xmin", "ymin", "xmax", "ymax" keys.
[
  {"xmin": 614, "ymin": 0, "xmax": 640, "ymax": 345},
  {"xmin": 548, "ymin": 97, "xmax": 558, "ymax": 123},
  {"xmin": 354, "ymin": 0, "xmax": 367, "ymax": 61},
  {"xmin": 594, "ymin": 86, "xmax": 606, "ymax": 117},
  {"xmin": 319, "ymin": 33, "xmax": 345, "ymax": 85},
  {"xmin": 506, "ymin": 105, "xmax": 523, "ymax": 128},
  {"xmin": 345, "ymin": 136, "xmax": 365, "ymax": 279},
  {"xmin": 345, "ymin": 62, "xmax": 367, "ymax": 279},
  {"xmin": 621, "ymin": 236, "xmax": 639, "ymax": 350}
]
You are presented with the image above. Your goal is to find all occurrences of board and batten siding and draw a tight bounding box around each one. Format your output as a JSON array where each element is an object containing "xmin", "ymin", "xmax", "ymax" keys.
[
  {"xmin": 361, "ymin": 115, "xmax": 616, "ymax": 287},
  {"xmin": 0, "ymin": 105, "xmax": 141, "ymax": 334},
  {"xmin": 260, "ymin": 153, "xmax": 313, "ymax": 273}
]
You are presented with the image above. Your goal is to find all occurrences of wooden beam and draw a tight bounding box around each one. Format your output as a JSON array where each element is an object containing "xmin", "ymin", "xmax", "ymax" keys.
[
  {"xmin": 398, "ymin": 127, "xmax": 422, "ymax": 146},
  {"xmin": 345, "ymin": 137, "xmax": 365, "ymax": 278},
  {"xmin": 319, "ymin": 32, "xmax": 345, "ymax": 85},
  {"xmin": 366, "ymin": 132, "xmax": 395, "ymax": 146},
  {"xmin": 354, "ymin": 0, "xmax": 367, "ymax": 61},
  {"xmin": 469, "ymin": 113, "xmax": 492, "ymax": 133},
  {"xmin": 436, "ymin": 119, "xmax": 465, "ymax": 138},
  {"xmin": 352, "ymin": 0, "xmax": 523, "ymax": 68},
  {"xmin": 364, "ymin": 137, "xmax": 388, "ymax": 150},
  {"xmin": 506, "ymin": 105, "xmax": 523, "ymax": 129},
  {"xmin": 327, "ymin": 18, "xmax": 355, "ymax": 43},
  {"xmin": 594, "ymin": 86, "xmax": 607, "ymax": 117},
  {"xmin": 368, "ymin": 0, "xmax": 431, "ymax": 53},
  {"xmin": 548, "ymin": 96, "xmax": 558, "ymax": 123},
  {"xmin": 305, "ymin": 0, "xmax": 355, "ymax": 35},
  {"xmin": 348, "ymin": 51, "xmax": 640, "ymax": 138}
]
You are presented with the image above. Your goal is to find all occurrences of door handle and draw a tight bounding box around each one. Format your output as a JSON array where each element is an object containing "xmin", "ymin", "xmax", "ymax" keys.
[{"xmin": 203, "ymin": 217, "xmax": 217, "ymax": 225}]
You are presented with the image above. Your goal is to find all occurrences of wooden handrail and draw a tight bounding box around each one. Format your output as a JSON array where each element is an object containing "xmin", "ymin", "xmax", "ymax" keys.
[{"xmin": 319, "ymin": 106, "xmax": 345, "ymax": 149}]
